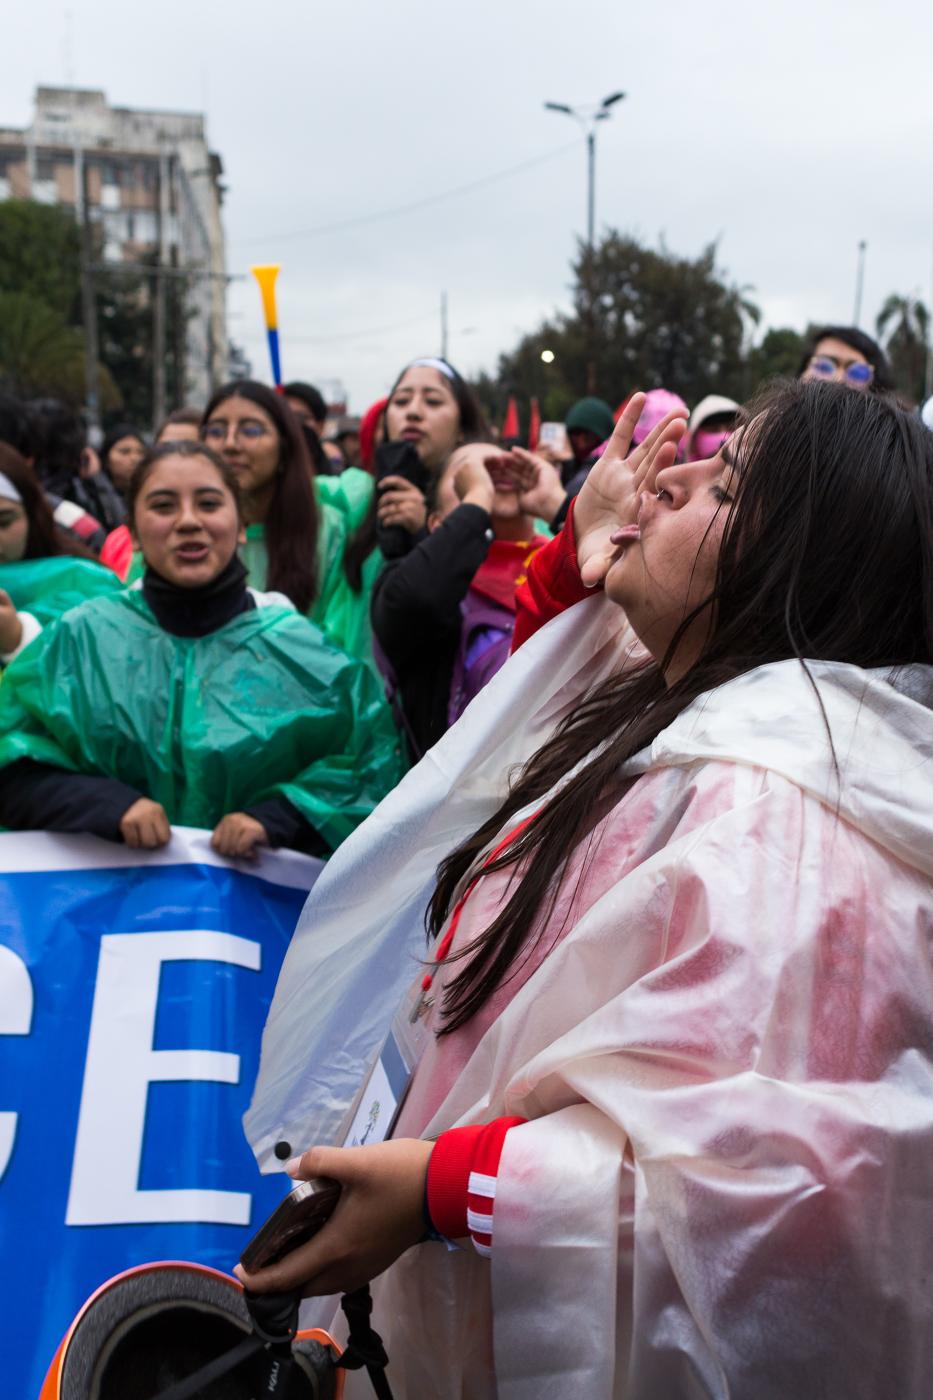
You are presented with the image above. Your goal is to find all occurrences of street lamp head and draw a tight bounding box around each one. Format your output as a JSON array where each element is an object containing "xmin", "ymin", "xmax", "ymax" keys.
[
  {"xmin": 541, "ymin": 349, "xmax": 556, "ymax": 364},
  {"xmin": 600, "ymin": 91, "xmax": 626, "ymax": 109},
  {"xmin": 544, "ymin": 101, "xmax": 574, "ymax": 115}
]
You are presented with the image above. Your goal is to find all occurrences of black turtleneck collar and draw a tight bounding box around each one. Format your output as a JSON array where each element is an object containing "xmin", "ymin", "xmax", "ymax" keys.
[{"xmin": 141, "ymin": 554, "xmax": 254, "ymax": 638}]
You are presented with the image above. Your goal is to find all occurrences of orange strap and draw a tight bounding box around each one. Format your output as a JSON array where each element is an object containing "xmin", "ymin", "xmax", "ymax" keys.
[{"xmin": 421, "ymin": 813, "xmax": 538, "ymax": 994}]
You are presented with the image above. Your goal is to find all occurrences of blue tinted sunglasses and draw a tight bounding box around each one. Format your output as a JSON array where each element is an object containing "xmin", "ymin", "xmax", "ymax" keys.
[{"xmin": 807, "ymin": 355, "xmax": 875, "ymax": 387}]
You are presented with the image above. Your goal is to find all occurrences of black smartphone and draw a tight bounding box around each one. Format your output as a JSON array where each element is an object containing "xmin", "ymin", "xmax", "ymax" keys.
[
  {"xmin": 375, "ymin": 439, "xmax": 429, "ymax": 495},
  {"xmin": 239, "ymin": 1177, "xmax": 342, "ymax": 1273},
  {"xmin": 374, "ymin": 440, "xmax": 429, "ymax": 559}
]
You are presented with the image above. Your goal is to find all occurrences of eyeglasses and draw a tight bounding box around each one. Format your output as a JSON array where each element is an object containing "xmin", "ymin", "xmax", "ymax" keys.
[
  {"xmin": 202, "ymin": 421, "xmax": 270, "ymax": 443},
  {"xmin": 806, "ymin": 355, "xmax": 875, "ymax": 387}
]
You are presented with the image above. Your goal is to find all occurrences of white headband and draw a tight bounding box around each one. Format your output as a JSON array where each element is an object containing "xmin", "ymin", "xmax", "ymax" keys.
[
  {"xmin": 407, "ymin": 357, "xmax": 457, "ymax": 381},
  {"xmin": 0, "ymin": 472, "xmax": 22, "ymax": 504}
]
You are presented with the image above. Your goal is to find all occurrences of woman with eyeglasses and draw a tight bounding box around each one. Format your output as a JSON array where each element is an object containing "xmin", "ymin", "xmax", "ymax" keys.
[
  {"xmin": 241, "ymin": 380, "xmax": 933, "ymax": 1397},
  {"xmin": 0, "ymin": 440, "xmax": 402, "ymax": 858},
  {"xmin": 797, "ymin": 323, "xmax": 894, "ymax": 392},
  {"xmin": 200, "ymin": 380, "xmax": 349, "ymax": 638}
]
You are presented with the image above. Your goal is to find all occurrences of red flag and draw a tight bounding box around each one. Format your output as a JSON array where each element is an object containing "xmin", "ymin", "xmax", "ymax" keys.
[
  {"xmin": 528, "ymin": 397, "xmax": 541, "ymax": 450},
  {"xmin": 501, "ymin": 396, "xmax": 520, "ymax": 440}
]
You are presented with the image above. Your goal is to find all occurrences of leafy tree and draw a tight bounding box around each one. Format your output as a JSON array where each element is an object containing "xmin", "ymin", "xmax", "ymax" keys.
[
  {"xmin": 0, "ymin": 290, "xmax": 118, "ymax": 408},
  {"xmin": 0, "ymin": 201, "xmax": 82, "ymax": 321},
  {"xmin": 876, "ymin": 294, "xmax": 929, "ymax": 404},
  {"xmin": 0, "ymin": 199, "xmax": 191, "ymax": 426},
  {"xmin": 745, "ymin": 327, "xmax": 805, "ymax": 393},
  {"xmin": 482, "ymin": 233, "xmax": 760, "ymax": 429}
]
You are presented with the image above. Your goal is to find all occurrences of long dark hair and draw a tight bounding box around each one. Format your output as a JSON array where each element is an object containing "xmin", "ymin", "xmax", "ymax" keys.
[
  {"xmin": 201, "ymin": 381, "xmax": 320, "ymax": 613},
  {"xmin": 796, "ymin": 325, "xmax": 895, "ymax": 393},
  {"xmin": 428, "ymin": 378, "xmax": 933, "ymax": 1033},
  {"xmin": 0, "ymin": 443, "xmax": 96, "ymax": 559},
  {"xmin": 343, "ymin": 358, "xmax": 490, "ymax": 591}
]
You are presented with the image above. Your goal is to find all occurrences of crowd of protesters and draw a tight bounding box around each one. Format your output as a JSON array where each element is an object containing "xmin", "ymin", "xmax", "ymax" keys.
[{"xmin": 1, "ymin": 315, "xmax": 932, "ymax": 1396}]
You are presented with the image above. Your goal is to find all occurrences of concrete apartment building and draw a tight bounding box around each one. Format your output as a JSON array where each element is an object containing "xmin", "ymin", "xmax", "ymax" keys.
[{"xmin": 0, "ymin": 85, "xmax": 228, "ymax": 419}]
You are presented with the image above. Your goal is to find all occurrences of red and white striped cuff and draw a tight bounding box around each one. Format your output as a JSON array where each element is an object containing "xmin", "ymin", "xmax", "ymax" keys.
[{"xmin": 427, "ymin": 1117, "xmax": 526, "ymax": 1256}]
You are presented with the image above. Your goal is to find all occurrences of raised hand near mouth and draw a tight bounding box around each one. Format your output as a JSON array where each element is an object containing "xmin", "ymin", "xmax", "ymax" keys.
[{"xmin": 572, "ymin": 392, "xmax": 687, "ymax": 587}]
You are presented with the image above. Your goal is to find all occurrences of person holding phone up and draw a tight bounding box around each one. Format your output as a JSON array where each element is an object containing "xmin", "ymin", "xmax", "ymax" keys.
[
  {"xmin": 329, "ymin": 356, "xmax": 491, "ymax": 674},
  {"xmin": 371, "ymin": 443, "xmax": 550, "ymax": 761}
]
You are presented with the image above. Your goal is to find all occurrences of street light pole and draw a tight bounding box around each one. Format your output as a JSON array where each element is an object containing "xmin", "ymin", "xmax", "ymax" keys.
[
  {"xmin": 586, "ymin": 129, "xmax": 596, "ymax": 250},
  {"xmin": 544, "ymin": 91, "xmax": 625, "ymax": 252},
  {"xmin": 544, "ymin": 91, "xmax": 625, "ymax": 392},
  {"xmin": 853, "ymin": 239, "xmax": 867, "ymax": 327}
]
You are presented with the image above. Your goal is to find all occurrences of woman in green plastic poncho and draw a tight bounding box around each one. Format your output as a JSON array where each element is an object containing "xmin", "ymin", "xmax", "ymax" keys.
[
  {"xmin": 0, "ymin": 440, "xmax": 403, "ymax": 858},
  {"xmin": 0, "ymin": 442, "xmax": 120, "ymax": 666}
]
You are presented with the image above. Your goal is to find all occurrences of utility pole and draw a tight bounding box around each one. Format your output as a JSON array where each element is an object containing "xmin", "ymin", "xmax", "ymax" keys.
[
  {"xmin": 586, "ymin": 130, "xmax": 596, "ymax": 251},
  {"xmin": 170, "ymin": 160, "xmax": 186, "ymax": 404},
  {"xmin": 152, "ymin": 151, "xmax": 171, "ymax": 431},
  {"xmin": 853, "ymin": 239, "xmax": 867, "ymax": 327},
  {"xmin": 76, "ymin": 146, "xmax": 101, "ymax": 441},
  {"xmin": 440, "ymin": 290, "xmax": 449, "ymax": 361}
]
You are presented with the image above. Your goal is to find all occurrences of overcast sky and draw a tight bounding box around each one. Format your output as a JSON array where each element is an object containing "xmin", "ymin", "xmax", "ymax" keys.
[{"xmin": 5, "ymin": 0, "xmax": 932, "ymax": 411}]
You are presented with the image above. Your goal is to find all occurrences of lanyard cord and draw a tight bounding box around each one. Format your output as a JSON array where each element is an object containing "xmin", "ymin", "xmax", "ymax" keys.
[{"xmin": 420, "ymin": 813, "xmax": 538, "ymax": 998}]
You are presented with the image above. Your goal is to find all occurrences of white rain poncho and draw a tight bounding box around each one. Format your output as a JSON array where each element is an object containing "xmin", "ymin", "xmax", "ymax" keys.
[{"xmin": 245, "ymin": 594, "xmax": 933, "ymax": 1399}]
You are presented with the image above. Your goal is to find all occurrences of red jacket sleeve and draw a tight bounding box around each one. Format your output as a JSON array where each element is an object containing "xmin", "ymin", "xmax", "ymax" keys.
[
  {"xmin": 100, "ymin": 525, "xmax": 134, "ymax": 581},
  {"xmin": 511, "ymin": 498, "xmax": 600, "ymax": 652},
  {"xmin": 427, "ymin": 1116, "xmax": 527, "ymax": 1254}
]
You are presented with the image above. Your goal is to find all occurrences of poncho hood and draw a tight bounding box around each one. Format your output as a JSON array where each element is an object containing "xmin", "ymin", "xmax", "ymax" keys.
[{"xmin": 627, "ymin": 657, "xmax": 933, "ymax": 878}]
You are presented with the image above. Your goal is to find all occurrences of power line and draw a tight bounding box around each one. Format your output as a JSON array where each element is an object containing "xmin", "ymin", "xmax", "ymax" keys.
[
  {"xmin": 232, "ymin": 140, "xmax": 580, "ymax": 248},
  {"xmin": 286, "ymin": 309, "xmax": 438, "ymax": 346}
]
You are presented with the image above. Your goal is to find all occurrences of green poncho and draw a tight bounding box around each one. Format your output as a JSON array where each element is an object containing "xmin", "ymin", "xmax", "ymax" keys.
[
  {"xmin": 0, "ymin": 589, "xmax": 404, "ymax": 849},
  {"xmin": 315, "ymin": 468, "xmax": 383, "ymax": 668},
  {"xmin": 0, "ymin": 556, "xmax": 120, "ymax": 626},
  {"xmin": 240, "ymin": 497, "xmax": 347, "ymax": 637}
]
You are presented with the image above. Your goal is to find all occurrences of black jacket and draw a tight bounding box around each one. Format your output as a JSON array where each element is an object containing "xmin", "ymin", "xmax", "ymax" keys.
[{"xmin": 370, "ymin": 503, "xmax": 493, "ymax": 761}]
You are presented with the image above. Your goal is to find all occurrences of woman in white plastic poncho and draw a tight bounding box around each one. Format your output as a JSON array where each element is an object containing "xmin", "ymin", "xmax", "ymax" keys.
[{"xmin": 241, "ymin": 379, "xmax": 933, "ymax": 1399}]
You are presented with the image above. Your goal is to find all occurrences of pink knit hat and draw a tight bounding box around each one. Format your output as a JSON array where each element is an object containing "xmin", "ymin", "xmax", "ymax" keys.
[
  {"xmin": 595, "ymin": 389, "xmax": 691, "ymax": 460},
  {"xmin": 631, "ymin": 389, "xmax": 689, "ymax": 449}
]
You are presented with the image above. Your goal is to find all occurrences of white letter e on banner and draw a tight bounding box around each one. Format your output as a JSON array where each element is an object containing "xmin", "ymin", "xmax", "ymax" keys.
[{"xmin": 66, "ymin": 930, "xmax": 260, "ymax": 1226}]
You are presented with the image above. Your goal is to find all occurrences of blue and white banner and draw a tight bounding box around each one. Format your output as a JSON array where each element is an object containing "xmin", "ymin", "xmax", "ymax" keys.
[{"xmin": 0, "ymin": 829, "xmax": 321, "ymax": 1399}]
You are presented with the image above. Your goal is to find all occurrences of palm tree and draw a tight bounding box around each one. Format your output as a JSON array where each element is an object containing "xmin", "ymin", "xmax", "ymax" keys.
[{"xmin": 876, "ymin": 293, "xmax": 930, "ymax": 403}]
